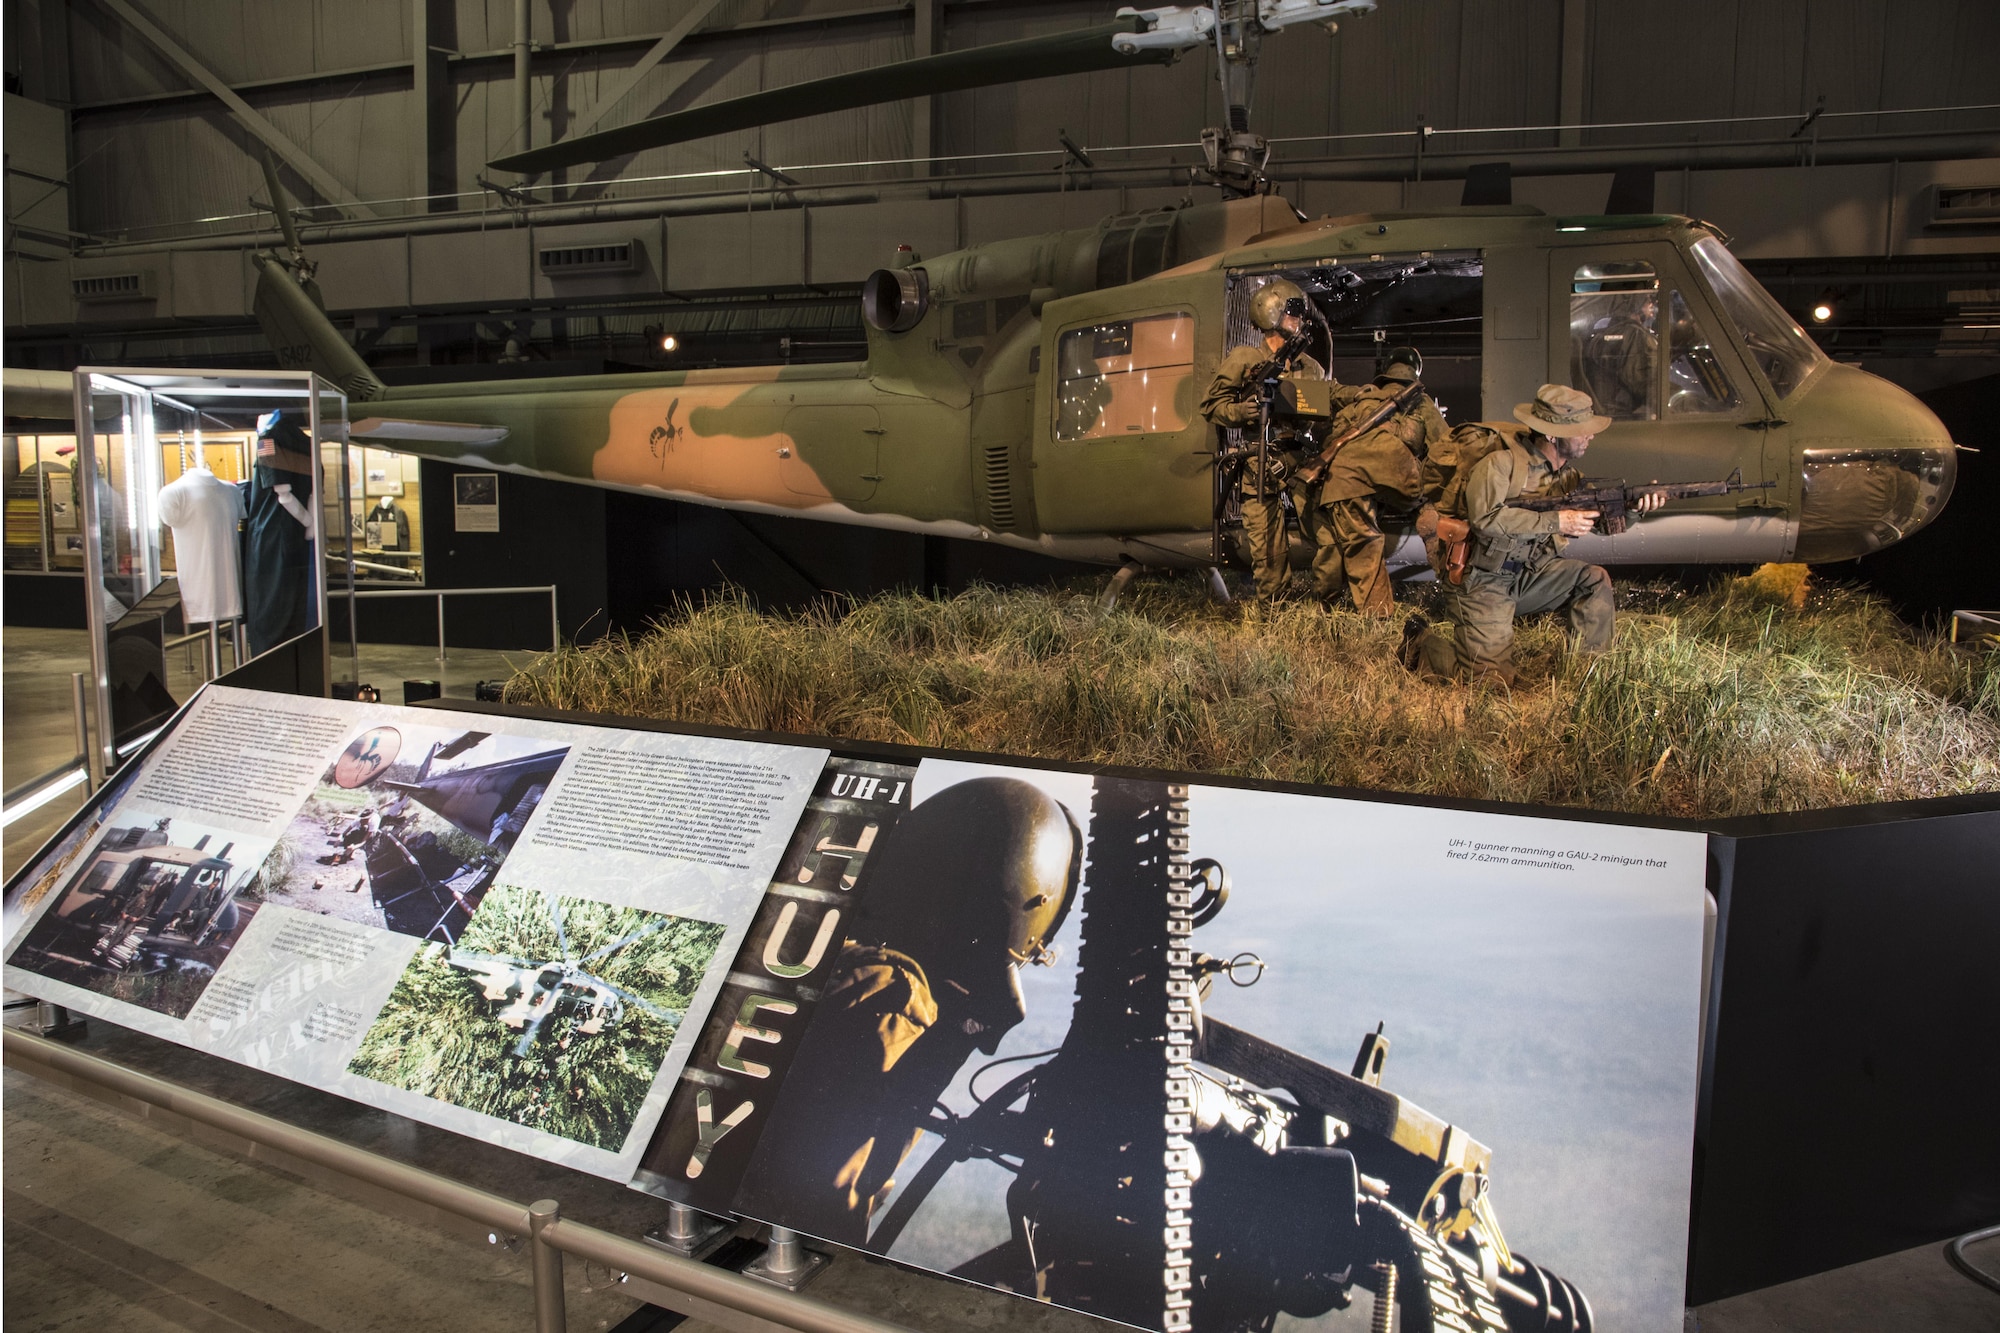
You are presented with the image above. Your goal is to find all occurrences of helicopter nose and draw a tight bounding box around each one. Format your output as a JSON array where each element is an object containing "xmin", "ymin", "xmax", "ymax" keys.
[{"xmin": 1790, "ymin": 363, "xmax": 1957, "ymax": 563}]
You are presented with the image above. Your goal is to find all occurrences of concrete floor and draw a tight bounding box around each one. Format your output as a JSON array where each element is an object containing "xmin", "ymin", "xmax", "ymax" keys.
[
  {"xmin": 4, "ymin": 1027, "xmax": 1994, "ymax": 1333},
  {"xmin": 4, "ymin": 631, "xmax": 1996, "ymax": 1333}
]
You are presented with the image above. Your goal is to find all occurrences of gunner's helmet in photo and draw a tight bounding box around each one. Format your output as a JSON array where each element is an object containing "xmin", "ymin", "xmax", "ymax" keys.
[{"xmin": 845, "ymin": 776, "xmax": 1081, "ymax": 1052}]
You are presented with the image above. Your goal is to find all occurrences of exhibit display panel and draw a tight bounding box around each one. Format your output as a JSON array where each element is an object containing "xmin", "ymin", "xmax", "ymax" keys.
[
  {"xmin": 723, "ymin": 759, "xmax": 1709, "ymax": 1333},
  {"xmin": 6, "ymin": 695, "xmax": 1723, "ymax": 1330},
  {"xmin": 2, "ymin": 685, "xmax": 829, "ymax": 1180}
]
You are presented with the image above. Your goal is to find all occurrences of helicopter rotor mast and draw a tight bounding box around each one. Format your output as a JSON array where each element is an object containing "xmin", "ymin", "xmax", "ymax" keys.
[{"xmin": 1114, "ymin": 0, "xmax": 1380, "ymax": 197}]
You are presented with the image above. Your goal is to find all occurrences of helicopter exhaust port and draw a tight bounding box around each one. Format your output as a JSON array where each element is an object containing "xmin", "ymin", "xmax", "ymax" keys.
[{"xmin": 862, "ymin": 266, "xmax": 930, "ymax": 333}]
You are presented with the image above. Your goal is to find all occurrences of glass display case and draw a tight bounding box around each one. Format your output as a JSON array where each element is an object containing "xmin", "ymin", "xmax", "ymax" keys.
[
  {"xmin": 339, "ymin": 444, "xmax": 426, "ymax": 584},
  {"xmin": 68, "ymin": 369, "xmax": 349, "ymax": 773},
  {"xmin": 4, "ymin": 432, "xmax": 85, "ymax": 571}
]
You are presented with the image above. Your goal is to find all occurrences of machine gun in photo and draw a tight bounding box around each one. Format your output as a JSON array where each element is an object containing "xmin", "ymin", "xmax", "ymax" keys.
[{"xmin": 857, "ymin": 776, "xmax": 1592, "ymax": 1333}]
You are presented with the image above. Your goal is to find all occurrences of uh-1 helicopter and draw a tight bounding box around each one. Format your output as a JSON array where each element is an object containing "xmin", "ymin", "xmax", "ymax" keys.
[{"xmin": 246, "ymin": 0, "xmax": 1957, "ymax": 597}]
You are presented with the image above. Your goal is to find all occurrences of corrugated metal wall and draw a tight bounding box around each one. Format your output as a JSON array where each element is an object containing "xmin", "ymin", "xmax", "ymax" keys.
[{"xmin": 35, "ymin": 0, "xmax": 2000, "ymax": 239}]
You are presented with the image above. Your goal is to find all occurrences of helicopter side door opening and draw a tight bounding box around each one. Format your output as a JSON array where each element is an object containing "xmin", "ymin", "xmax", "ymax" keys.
[{"xmin": 1214, "ymin": 253, "xmax": 1486, "ymax": 575}]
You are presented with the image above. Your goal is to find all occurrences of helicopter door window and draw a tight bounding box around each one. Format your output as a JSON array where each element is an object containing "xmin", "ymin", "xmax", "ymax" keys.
[
  {"xmin": 1054, "ymin": 312, "xmax": 1197, "ymax": 442},
  {"xmin": 1665, "ymin": 289, "xmax": 1741, "ymax": 415},
  {"xmin": 1570, "ymin": 262, "xmax": 1661, "ymax": 421}
]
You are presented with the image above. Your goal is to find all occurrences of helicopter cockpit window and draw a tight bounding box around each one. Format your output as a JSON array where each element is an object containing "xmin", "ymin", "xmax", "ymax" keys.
[
  {"xmin": 1055, "ymin": 312, "xmax": 1196, "ymax": 441},
  {"xmin": 1570, "ymin": 262, "xmax": 1660, "ymax": 420},
  {"xmin": 1688, "ymin": 236, "xmax": 1826, "ymax": 399},
  {"xmin": 1666, "ymin": 290, "xmax": 1740, "ymax": 415}
]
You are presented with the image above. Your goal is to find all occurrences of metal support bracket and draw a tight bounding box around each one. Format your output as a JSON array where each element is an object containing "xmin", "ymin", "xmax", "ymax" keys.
[
  {"xmin": 644, "ymin": 1202, "xmax": 733, "ymax": 1261},
  {"xmin": 741, "ymin": 1227, "xmax": 831, "ymax": 1292}
]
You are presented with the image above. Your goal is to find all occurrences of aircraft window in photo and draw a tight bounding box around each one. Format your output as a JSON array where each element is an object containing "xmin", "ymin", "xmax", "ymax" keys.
[
  {"xmin": 1570, "ymin": 262, "xmax": 1661, "ymax": 420},
  {"xmin": 1688, "ymin": 235, "xmax": 1826, "ymax": 398},
  {"xmin": 1666, "ymin": 289, "xmax": 1742, "ymax": 415},
  {"xmin": 1054, "ymin": 312, "xmax": 1197, "ymax": 441}
]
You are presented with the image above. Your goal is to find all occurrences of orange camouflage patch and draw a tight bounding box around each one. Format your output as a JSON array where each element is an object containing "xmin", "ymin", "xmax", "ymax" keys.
[{"xmin": 593, "ymin": 385, "xmax": 830, "ymax": 505}]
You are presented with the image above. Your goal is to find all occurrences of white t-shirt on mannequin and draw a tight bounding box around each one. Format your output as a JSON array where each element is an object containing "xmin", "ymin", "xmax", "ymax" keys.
[{"xmin": 158, "ymin": 464, "xmax": 246, "ymax": 623}]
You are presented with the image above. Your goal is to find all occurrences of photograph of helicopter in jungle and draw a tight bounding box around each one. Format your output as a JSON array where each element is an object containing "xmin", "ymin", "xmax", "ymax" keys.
[
  {"xmin": 346, "ymin": 884, "xmax": 728, "ymax": 1152},
  {"xmin": 251, "ymin": 724, "xmax": 570, "ymax": 944},
  {"xmin": 8, "ymin": 814, "xmax": 268, "ymax": 1019}
]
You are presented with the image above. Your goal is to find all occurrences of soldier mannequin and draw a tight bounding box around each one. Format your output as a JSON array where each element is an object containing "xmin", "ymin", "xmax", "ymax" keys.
[
  {"xmin": 1313, "ymin": 347, "xmax": 1447, "ymax": 615},
  {"xmin": 1402, "ymin": 384, "xmax": 1661, "ymax": 684},
  {"xmin": 1200, "ymin": 281, "xmax": 1356, "ymax": 604}
]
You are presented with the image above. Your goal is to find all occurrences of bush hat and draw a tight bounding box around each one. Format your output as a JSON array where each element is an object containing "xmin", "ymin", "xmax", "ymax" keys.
[{"xmin": 1514, "ymin": 383, "xmax": 1611, "ymax": 437}]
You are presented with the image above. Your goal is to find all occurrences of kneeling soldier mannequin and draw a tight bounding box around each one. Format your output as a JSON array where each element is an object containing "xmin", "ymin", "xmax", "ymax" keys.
[
  {"xmin": 1313, "ymin": 346, "xmax": 1446, "ymax": 614},
  {"xmin": 1402, "ymin": 383, "xmax": 1660, "ymax": 684}
]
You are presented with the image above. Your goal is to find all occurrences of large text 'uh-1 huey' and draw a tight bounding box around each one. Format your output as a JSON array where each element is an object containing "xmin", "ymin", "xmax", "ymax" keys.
[{"xmin": 252, "ymin": 1, "xmax": 1957, "ymax": 580}]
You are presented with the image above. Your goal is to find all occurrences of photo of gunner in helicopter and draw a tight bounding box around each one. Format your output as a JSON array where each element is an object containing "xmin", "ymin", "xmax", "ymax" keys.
[{"xmin": 7, "ymin": 813, "xmax": 268, "ymax": 1019}]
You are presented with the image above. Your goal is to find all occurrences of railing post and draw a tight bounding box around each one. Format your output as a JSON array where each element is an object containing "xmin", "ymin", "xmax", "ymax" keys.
[
  {"xmin": 71, "ymin": 672, "xmax": 96, "ymax": 795},
  {"xmin": 527, "ymin": 1199, "xmax": 566, "ymax": 1333},
  {"xmin": 205, "ymin": 621, "xmax": 222, "ymax": 681},
  {"xmin": 436, "ymin": 592, "xmax": 448, "ymax": 666},
  {"xmin": 549, "ymin": 587, "xmax": 560, "ymax": 654}
]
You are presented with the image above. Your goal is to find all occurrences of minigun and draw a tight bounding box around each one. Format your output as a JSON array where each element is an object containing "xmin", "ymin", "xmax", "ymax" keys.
[
  {"xmin": 860, "ymin": 778, "xmax": 1593, "ymax": 1333},
  {"xmin": 1506, "ymin": 468, "xmax": 1777, "ymax": 535}
]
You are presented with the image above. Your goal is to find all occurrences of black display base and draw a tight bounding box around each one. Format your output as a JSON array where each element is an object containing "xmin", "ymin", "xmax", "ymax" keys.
[{"xmin": 1690, "ymin": 795, "xmax": 2000, "ymax": 1305}]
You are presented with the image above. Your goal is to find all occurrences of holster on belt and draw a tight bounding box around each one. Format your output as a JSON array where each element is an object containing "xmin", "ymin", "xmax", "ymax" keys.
[{"xmin": 1436, "ymin": 515, "xmax": 1471, "ymax": 586}]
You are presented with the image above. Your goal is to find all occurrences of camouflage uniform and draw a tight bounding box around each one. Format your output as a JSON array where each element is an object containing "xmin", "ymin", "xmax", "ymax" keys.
[
  {"xmin": 1200, "ymin": 343, "xmax": 1349, "ymax": 602},
  {"xmin": 1412, "ymin": 429, "xmax": 1614, "ymax": 685},
  {"xmin": 1314, "ymin": 372, "xmax": 1447, "ymax": 615}
]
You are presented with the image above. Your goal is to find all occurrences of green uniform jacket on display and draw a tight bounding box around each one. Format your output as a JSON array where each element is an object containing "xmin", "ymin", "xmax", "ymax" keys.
[
  {"xmin": 243, "ymin": 417, "xmax": 317, "ymax": 657},
  {"xmin": 1316, "ymin": 382, "xmax": 1449, "ymax": 615},
  {"xmin": 1414, "ymin": 430, "xmax": 1615, "ymax": 684}
]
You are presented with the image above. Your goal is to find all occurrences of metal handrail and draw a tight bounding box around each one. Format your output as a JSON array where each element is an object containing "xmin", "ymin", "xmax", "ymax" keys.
[
  {"xmin": 2, "ymin": 1028, "xmax": 916, "ymax": 1333},
  {"xmin": 329, "ymin": 583, "xmax": 560, "ymax": 663}
]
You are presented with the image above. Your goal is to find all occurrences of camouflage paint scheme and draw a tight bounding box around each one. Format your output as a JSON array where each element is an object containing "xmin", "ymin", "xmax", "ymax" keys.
[{"xmin": 265, "ymin": 195, "xmax": 1954, "ymax": 570}]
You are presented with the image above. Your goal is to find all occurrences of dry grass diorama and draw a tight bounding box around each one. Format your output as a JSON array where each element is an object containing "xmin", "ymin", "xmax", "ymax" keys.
[{"xmin": 499, "ymin": 571, "xmax": 1998, "ymax": 820}]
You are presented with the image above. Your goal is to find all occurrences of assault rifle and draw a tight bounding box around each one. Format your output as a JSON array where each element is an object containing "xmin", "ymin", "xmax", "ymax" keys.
[
  {"xmin": 1505, "ymin": 468, "xmax": 1777, "ymax": 535},
  {"xmin": 1292, "ymin": 378, "xmax": 1428, "ymax": 487}
]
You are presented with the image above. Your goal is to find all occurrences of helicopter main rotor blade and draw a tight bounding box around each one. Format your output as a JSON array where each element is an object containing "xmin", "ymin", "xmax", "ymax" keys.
[
  {"xmin": 570, "ymin": 971, "xmax": 686, "ymax": 1028},
  {"xmin": 490, "ymin": 16, "xmax": 1182, "ymax": 175},
  {"xmin": 575, "ymin": 916, "xmax": 670, "ymax": 967},
  {"xmin": 546, "ymin": 892, "xmax": 573, "ymax": 964}
]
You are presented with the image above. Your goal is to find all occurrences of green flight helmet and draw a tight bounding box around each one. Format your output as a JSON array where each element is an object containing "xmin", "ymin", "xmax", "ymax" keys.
[
  {"xmin": 1250, "ymin": 279, "xmax": 1308, "ymax": 333},
  {"xmin": 1378, "ymin": 346, "xmax": 1423, "ymax": 383},
  {"xmin": 844, "ymin": 776, "xmax": 1081, "ymax": 1050}
]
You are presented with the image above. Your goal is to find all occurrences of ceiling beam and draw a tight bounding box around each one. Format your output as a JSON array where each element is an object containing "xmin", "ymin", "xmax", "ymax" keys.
[
  {"xmin": 89, "ymin": 0, "xmax": 378, "ymax": 218},
  {"xmin": 566, "ymin": 0, "xmax": 734, "ymax": 141}
]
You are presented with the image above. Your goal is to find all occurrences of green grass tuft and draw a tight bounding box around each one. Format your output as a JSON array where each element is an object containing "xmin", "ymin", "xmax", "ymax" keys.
[{"xmin": 500, "ymin": 580, "xmax": 1998, "ymax": 819}]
